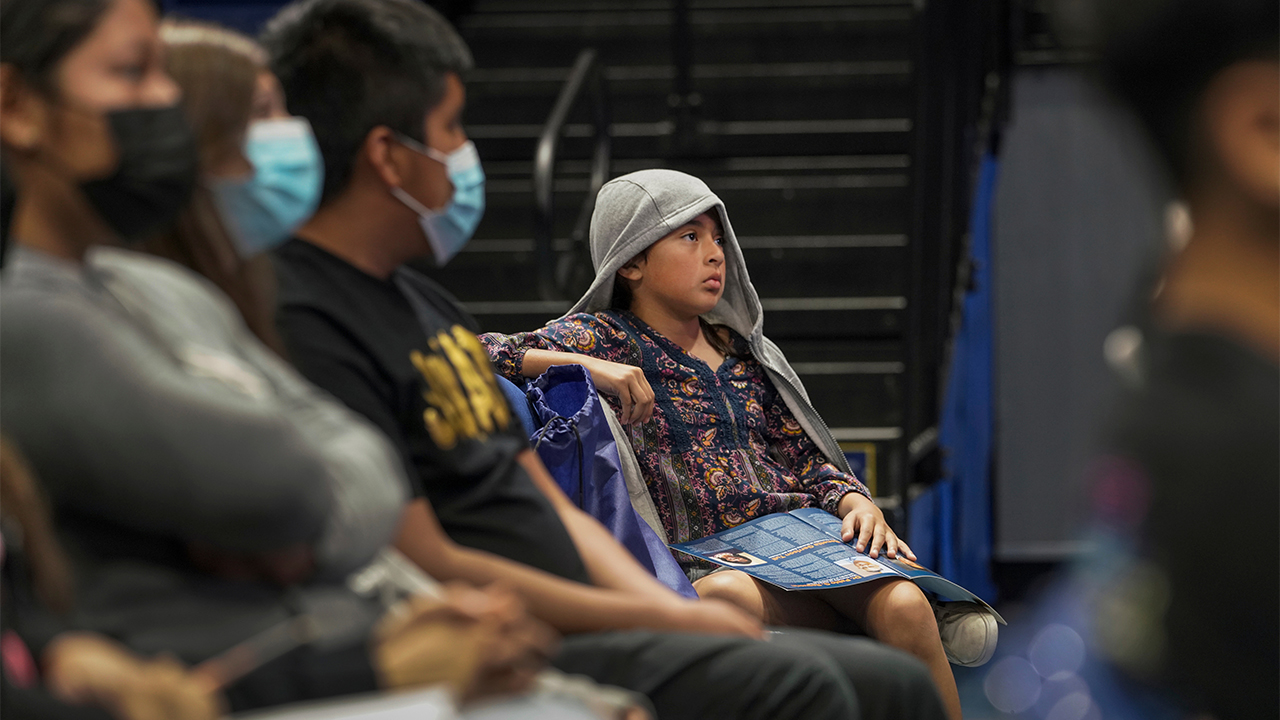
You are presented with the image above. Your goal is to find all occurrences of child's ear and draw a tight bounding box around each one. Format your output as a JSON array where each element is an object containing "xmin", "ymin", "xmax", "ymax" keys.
[{"xmin": 617, "ymin": 258, "xmax": 644, "ymax": 282}]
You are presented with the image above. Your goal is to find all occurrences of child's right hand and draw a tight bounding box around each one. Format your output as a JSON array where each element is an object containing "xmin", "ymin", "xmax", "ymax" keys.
[{"xmin": 581, "ymin": 358, "xmax": 655, "ymax": 425}]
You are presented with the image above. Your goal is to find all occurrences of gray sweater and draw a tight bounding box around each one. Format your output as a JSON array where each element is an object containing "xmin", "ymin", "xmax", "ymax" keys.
[
  {"xmin": 1, "ymin": 245, "xmax": 408, "ymax": 665},
  {"xmin": 1, "ymin": 244, "xmax": 408, "ymax": 576}
]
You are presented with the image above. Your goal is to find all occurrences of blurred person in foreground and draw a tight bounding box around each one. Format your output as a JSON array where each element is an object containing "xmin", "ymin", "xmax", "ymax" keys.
[
  {"xmin": 2, "ymin": 436, "xmax": 221, "ymax": 720},
  {"xmin": 1093, "ymin": 0, "xmax": 1278, "ymax": 716},
  {"xmin": 0, "ymin": 0, "xmax": 562, "ymax": 714},
  {"xmin": 983, "ymin": 3, "xmax": 1278, "ymax": 719}
]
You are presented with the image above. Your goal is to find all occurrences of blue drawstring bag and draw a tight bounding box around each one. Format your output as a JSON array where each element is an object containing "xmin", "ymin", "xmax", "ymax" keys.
[{"xmin": 525, "ymin": 365, "xmax": 697, "ymax": 598}]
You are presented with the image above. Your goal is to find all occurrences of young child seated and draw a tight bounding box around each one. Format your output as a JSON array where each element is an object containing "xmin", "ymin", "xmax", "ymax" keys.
[{"xmin": 482, "ymin": 169, "xmax": 992, "ymax": 720}]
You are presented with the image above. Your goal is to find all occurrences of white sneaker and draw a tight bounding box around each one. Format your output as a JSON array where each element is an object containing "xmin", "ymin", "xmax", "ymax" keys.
[{"xmin": 934, "ymin": 600, "xmax": 999, "ymax": 667}]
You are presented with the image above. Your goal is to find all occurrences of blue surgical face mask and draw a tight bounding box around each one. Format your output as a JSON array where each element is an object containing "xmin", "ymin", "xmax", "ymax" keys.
[
  {"xmin": 211, "ymin": 117, "xmax": 323, "ymax": 256},
  {"xmin": 389, "ymin": 136, "xmax": 486, "ymax": 266}
]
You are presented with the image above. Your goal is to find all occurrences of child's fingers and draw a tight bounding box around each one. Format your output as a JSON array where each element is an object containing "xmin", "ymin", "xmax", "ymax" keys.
[
  {"xmin": 897, "ymin": 540, "xmax": 917, "ymax": 561},
  {"xmin": 855, "ymin": 516, "xmax": 874, "ymax": 553},
  {"xmin": 840, "ymin": 512, "xmax": 858, "ymax": 543},
  {"xmin": 868, "ymin": 524, "xmax": 887, "ymax": 558},
  {"xmin": 630, "ymin": 377, "xmax": 654, "ymax": 424},
  {"xmin": 617, "ymin": 384, "xmax": 635, "ymax": 423},
  {"xmin": 884, "ymin": 533, "xmax": 899, "ymax": 559},
  {"xmin": 635, "ymin": 378, "xmax": 655, "ymax": 423}
]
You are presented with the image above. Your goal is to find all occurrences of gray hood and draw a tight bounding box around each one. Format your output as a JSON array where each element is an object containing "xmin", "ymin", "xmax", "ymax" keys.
[
  {"xmin": 566, "ymin": 169, "xmax": 763, "ymax": 343},
  {"xmin": 564, "ymin": 169, "xmax": 854, "ymax": 477}
]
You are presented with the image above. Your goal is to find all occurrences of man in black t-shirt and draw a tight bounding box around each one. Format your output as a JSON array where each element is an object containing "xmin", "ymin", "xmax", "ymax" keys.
[
  {"xmin": 262, "ymin": 1, "xmax": 947, "ymax": 719},
  {"xmin": 274, "ymin": 240, "xmax": 592, "ymax": 583}
]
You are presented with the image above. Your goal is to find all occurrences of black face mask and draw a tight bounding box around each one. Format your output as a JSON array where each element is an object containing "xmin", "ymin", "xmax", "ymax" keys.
[{"xmin": 78, "ymin": 105, "xmax": 198, "ymax": 242}]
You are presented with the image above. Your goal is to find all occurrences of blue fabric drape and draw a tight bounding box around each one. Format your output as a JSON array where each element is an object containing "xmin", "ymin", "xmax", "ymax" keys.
[
  {"xmin": 908, "ymin": 153, "xmax": 999, "ymax": 603},
  {"xmin": 497, "ymin": 375, "xmax": 539, "ymax": 437},
  {"xmin": 525, "ymin": 365, "xmax": 698, "ymax": 598}
]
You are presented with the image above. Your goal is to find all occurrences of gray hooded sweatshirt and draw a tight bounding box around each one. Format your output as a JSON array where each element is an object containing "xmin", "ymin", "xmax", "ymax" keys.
[{"xmin": 566, "ymin": 169, "xmax": 854, "ymax": 479}]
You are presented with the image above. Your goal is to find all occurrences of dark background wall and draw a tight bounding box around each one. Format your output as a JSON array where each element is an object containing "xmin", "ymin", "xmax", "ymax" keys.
[{"xmin": 991, "ymin": 65, "xmax": 1167, "ymax": 561}]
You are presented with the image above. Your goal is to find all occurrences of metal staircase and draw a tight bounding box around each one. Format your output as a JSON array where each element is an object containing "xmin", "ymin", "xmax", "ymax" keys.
[{"xmin": 417, "ymin": 0, "xmax": 924, "ymax": 506}]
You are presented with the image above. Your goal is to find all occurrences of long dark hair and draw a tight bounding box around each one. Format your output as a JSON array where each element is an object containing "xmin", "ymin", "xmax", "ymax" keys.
[
  {"xmin": 146, "ymin": 19, "xmax": 287, "ymax": 356},
  {"xmin": 610, "ymin": 249, "xmax": 737, "ymax": 359},
  {"xmin": 0, "ymin": 0, "xmax": 111, "ymax": 93},
  {"xmin": 0, "ymin": 0, "xmax": 112, "ymax": 266},
  {"xmin": 1, "ymin": 436, "xmax": 76, "ymax": 615}
]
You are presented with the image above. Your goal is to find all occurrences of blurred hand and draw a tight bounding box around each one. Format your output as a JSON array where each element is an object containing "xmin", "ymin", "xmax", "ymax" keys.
[
  {"xmin": 43, "ymin": 633, "xmax": 223, "ymax": 720},
  {"xmin": 581, "ymin": 358, "xmax": 654, "ymax": 425},
  {"xmin": 838, "ymin": 493, "xmax": 915, "ymax": 560},
  {"xmin": 374, "ymin": 583, "xmax": 559, "ymax": 702},
  {"xmin": 662, "ymin": 598, "xmax": 764, "ymax": 639}
]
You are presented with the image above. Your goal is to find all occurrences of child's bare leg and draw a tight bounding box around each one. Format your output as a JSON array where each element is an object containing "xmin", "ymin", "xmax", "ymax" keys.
[
  {"xmin": 696, "ymin": 571, "xmax": 961, "ymax": 719},
  {"xmin": 817, "ymin": 579, "xmax": 961, "ymax": 720},
  {"xmin": 693, "ymin": 570, "xmax": 849, "ymax": 631}
]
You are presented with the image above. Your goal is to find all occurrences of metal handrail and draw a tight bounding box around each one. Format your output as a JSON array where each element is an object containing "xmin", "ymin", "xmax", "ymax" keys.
[{"xmin": 534, "ymin": 48, "xmax": 611, "ymax": 301}]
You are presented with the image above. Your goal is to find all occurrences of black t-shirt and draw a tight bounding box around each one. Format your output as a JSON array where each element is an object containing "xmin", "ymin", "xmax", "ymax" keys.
[
  {"xmin": 1105, "ymin": 329, "xmax": 1278, "ymax": 718},
  {"xmin": 272, "ymin": 239, "xmax": 588, "ymax": 583}
]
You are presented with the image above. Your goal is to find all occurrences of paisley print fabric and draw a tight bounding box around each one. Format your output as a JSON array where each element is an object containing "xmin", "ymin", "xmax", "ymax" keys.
[{"xmin": 481, "ymin": 310, "xmax": 870, "ymax": 569}]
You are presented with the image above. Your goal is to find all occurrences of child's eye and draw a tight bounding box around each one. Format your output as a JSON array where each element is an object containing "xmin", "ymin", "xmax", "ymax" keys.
[
  {"xmin": 714, "ymin": 236, "xmax": 725, "ymax": 246},
  {"xmin": 682, "ymin": 232, "xmax": 698, "ymax": 242}
]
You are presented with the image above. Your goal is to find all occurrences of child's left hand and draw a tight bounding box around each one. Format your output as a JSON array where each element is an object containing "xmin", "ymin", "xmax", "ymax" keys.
[{"xmin": 837, "ymin": 493, "xmax": 916, "ymax": 561}]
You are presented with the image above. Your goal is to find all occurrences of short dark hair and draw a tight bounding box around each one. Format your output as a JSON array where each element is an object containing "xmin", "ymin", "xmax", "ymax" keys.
[
  {"xmin": 261, "ymin": 0, "xmax": 472, "ymax": 203},
  {"xmin": 1095, "ymin": 0, "xmax": 1278, "ymax": 188},
  {"xmin": 0, "ymin": 0, "xmax": 111, "ymax": 94}
]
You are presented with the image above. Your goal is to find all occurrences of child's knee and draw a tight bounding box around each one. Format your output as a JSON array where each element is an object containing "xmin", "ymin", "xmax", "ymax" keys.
[
  {"xmin": 694, "ymin": 570, "xmax": 762, "ymax": 610},
  {"xmin": 875, "ymin": 579, "xmax": 936, "ymax": 632}
]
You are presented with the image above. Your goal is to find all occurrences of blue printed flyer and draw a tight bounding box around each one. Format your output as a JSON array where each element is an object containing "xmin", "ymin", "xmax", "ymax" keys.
[{"xmin": 671, "ymin": 508, "xmax": 1004, "ymax": 622}]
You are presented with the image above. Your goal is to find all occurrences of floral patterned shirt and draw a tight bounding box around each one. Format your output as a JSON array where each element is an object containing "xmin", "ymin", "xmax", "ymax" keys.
[{"xmin": 481, "ymin": 310, "xmax": 870, "ymax": 558}]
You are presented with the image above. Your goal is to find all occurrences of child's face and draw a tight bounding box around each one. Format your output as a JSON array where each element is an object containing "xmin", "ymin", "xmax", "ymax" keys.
[{"xmin": 624, "ymin": 211, "xmax": 726, "ymax": 318}]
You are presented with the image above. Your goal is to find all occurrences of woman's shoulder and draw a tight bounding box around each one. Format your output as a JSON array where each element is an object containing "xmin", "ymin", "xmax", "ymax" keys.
[
  {"xmin": 89, "ymin": 247, "xmax": 249, "ymax": 340},
  {"xmin": 91, "ymin": 246, "xmax": 229, "ymax": 302}
]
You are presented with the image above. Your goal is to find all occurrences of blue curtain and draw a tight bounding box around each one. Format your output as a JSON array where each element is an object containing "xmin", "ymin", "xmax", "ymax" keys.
[
  {"xmin": 160, "ymin": 1, "xmax": 285, "ymax": 34},
  {"xmin": 908, "ymin": 153, "xmax": 999, "ymax": 603}
]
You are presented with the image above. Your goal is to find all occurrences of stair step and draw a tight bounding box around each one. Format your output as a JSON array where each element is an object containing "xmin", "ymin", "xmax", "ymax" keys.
[
  {"xmin": 463, "ymin": 14, "xmax": 914, "ymax": 77},
  {"xmin": 763, "ymin": 304, "xmax": 902, "ymax": 338},
  {"xmin": 470, "ymin": 117, "xmax": 911, "ymax": 142},
  {"xmin": 771, "ymin": 337, "xmax": 902, "ymax": 363},
  {"xmin": 418, "ymin": 243, "xmax": 906, "ymax": 302},
  {"xmin": 481, "ymin": 155, "xmax": 910, "ymax": 178},
  {"xmin": 465, "ymin": 68, "xmax": 912, "ymax": 126},
  {"xmin": 830, "ymin": 427, "xmax": 902, "ymax": 441},
  {"xmin": 472, "ymin": 0, "xmax": 913, "ymax": 13},
  {"xmin": 485, "ymin": 172, "xmax": 907, "ymax": 194},
  {"xmin": 457, "ymin": 233, "xmax": 907, "ymax": 254},
  {"xmin": 474, "ymin": 180, "xmax": 910, "ymax": 238},
  {"xmin": 469, "ymin": 61, "xmax": 909, "ymax": 85},
  {"xmin": 793, "ymin": 372, "xmax": 902, "ymax": 427},
  {"xmin": 460, "ymin": 302, "xmax": 902, "ymax": 340},
  {"xmin": 462, "ymin": 4, "xmax": 912, "ymax": 35}
]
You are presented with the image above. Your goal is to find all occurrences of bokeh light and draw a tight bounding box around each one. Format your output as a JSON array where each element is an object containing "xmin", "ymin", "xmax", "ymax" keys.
[
  {"xmin": 1029, "ymin": 624, "xmax": 1086, "ymax": 680},
  {"xmin": 984, "ymin": 656, "xmax": 1042, "ymax": 714}
]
